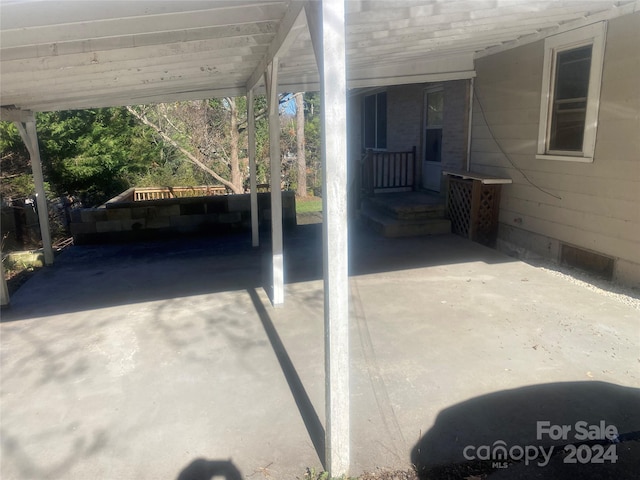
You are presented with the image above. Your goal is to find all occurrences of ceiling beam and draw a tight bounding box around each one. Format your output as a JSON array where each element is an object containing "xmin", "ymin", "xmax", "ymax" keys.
[
  {"xmin": 18, "ymin": 84, "xmax": 248, "ymax": 113},
  {"xmin": 2, "ymin": 55, "xmax": 266, "ymax": 92},
  {"xmin": 351, "ymin": 51, "xmax": 474, "ymax": 77},
  {"xmin": 1, "ymin": 1, "xmax": 278, "ymax": 28},
  {"xmin": 0, "ymin": 2, "xmax": 287, "ymax": 48},
  {"xmin": 347, "ymin": 11, "xmax": 605, "ymax": 51},
  {"xmin": 346, "ymin": 27, "xmax": 550, "ymax": 58},
  {"xmin": 1, "ymin": 35, "xmax": 272, "ymax": 74},
  {"xmin": 1, "ymin": 0, "xmax": 633, "ymax": 113},
  {"xmin": 476, "ymin": 0, "xmax": 640, "ymax": 58},
  {"xmin": 0, "ymin": 22, "xmax": 276, "ymax": 63},
  {"xmin": 347, "ymin": 69, "xmax": 476, "ymax": 89},
  {"xmin": 2, "ymin": 73, "xmax": 253, "ymax": 110},
  {"xmin": 246, "ymin": 1, "xmax": 307, "ymax": 91},
  {"xmin": 0, "ymin": 107, "xmax": 34, "ymax": 123}
]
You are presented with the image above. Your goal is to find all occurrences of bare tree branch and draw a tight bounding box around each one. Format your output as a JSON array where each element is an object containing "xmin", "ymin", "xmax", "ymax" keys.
[
  {"xmin": 237, "ymin": 93, "xmax": 288, "ymax": 132},
  {"xmin": 126, "ymin": 105, "xmax": 241, "ymax": 193}
]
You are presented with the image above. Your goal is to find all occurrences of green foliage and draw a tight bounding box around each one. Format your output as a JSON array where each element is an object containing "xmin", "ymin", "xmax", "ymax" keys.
[
  {"xmin": 1, "ymin": 121, "xmax": 55, "ymax": 201},
  {"xmin": 2, "ymin": 252, "xmax": 44, "ymax": 273},
  {"xmin": 303, "ymin": 468, "xmax": 330, "ymax": 480},
  {"xmin": 1, "ymin": 91, "xmax": 323, "ymax": 207},
  {"xmin": 303, "ymin": 92, "xmax": 321, "ymax": 117},
  {"xmin": 35, "ymin": 108, "xmax": 161, "ymax": 205},
  {"xmin": 4, "ymin": 174, "xmax": 54, "ymax": 200},
  {"xmin": 274, "ymin": 91, "xmax": 322, "ymax": 194},
  {"xmin": 133, "ymin": 153, "xmax": 207, "ymax": 188},
  {"xmin": 303, "ymin": 92, "xmax": 322, "ymax": 195},
  {"xmin": 0, "ymin": 122, "xmax": 26, "ymax": 154},
  {"xmin": 253, "ymin": 95, "xmax": 271, "ymax": 185}
]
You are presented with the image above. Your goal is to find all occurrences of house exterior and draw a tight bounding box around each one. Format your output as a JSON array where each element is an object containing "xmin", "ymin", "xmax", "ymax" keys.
[
  {"xmin": 350, "ymin": 80, "xmax": 471, "ymax": 194},
  {"xmin": 351, "ymin": 12, "xmax": 640, "ymax": 287}
]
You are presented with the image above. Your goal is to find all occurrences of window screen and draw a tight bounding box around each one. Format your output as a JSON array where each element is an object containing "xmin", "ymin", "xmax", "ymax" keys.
[{"xmin": 549, "ymin": 45, "xmax": 592, "ymax": 152}]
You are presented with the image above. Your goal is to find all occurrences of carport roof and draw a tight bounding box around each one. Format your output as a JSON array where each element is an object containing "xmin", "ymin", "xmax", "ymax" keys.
[{"xmin": 0, "ymin": 0, "xmax": 637, "ymax": 112}]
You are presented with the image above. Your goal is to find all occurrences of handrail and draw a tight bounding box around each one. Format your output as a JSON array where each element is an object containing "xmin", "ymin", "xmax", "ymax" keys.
[
  {"xmin": 360, "ymin": 149, "xmax": 374, "ymax": 197},
  {"xmin": 132, "ymin": 185, "xmax": 227, "ymax": 201},
  {"xmin": 361, "ymin": 146, "xmax": 417, "ymax": 198}
]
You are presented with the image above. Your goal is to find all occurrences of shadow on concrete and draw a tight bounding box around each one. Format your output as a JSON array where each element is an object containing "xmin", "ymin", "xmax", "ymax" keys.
[
  {"xmin": 248, "ymin": 287, "xmax": 326, "ymax": 469},
  {"xmin": 1, "ymin": 233, "xmax": 264, "ymax": 322},
  {"xmin": 176, "ymin": 458, "xmax": 242, "ymax": 480},
  {"xmin": 283, "ymin": 222, "xmax": 515, "ymax": 285},
  {"xmin": 2, "ymin": 223, "xmax": 514, "ymax": 321},
  {"xmin": 411, "ymin": 381, "xmax": 640, "ymax": 480},
  {"xmin": 0, "ymin": 425, "xmax": 109, "ymax": 480}
]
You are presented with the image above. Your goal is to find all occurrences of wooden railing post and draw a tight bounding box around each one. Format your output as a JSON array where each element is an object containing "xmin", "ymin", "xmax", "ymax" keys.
[
  {"xmin": 411, "ymin": 145, "xmax": 417, "ymax": 191},
  {"xmin": 361, "ymin": 149, "xmax": 374, "ymax": 197},
  {"xmin": 363, "ymin": 146, "xmax": 418, "ymax": 193}
]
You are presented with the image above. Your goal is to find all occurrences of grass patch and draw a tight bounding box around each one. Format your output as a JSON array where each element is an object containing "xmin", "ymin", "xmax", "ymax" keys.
[{"xmin": 296, "ymin": 196, "xmax": 323, "ymax": 214}]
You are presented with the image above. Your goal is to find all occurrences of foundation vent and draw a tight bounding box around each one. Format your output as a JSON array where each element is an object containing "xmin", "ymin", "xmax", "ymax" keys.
[{"xmin": 560, "ymin": 244, "xmax": 614, "ymax": 280}]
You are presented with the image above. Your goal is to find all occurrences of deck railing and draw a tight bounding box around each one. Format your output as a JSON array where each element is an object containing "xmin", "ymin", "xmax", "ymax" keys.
[
  {"xmin": 133, "ymin": 186, "xmax": 227, "ymax": 201},
  {"xmin": 361, "ymin": 146, "xmax": 417, "ymax": 197}
]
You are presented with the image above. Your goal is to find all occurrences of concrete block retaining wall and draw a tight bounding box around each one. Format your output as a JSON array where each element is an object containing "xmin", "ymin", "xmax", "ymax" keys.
[{"xmin": 70, "ymin": 191, "xmax": 296, "ymax": 244}]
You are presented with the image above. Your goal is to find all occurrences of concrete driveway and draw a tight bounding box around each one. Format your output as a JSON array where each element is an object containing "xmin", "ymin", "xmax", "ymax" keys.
[{"xmin": 1, "ymin": 224, "xmax": 638, "ymax": 479}]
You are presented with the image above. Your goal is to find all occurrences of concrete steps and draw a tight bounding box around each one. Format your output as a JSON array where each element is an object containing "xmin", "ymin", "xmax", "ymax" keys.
[
  {"xmin": 367, "ymin": 193, "xmax": 447, "ymax": 220},
  {"xmin": 360, "ymin": 192, "xmax": 451, "ymax": 237}
]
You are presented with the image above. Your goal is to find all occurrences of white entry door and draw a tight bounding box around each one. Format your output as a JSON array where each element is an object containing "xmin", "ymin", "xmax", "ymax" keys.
[{"xmin": 422, "ymin": 88, "xmax": 443, "ymax": 192}]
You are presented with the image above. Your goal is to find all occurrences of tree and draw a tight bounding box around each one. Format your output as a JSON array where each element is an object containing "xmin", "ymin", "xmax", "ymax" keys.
[
  {"xmin": 128, "ymin": 95, "xmax": 295, "ymax": 194},
  {"xmin": 127, "ymin": 96, "xmax": 281, "ymax": 194},
  {"xmin": 227, "ymin": 97, "xmax": 242, "ymax": 192},
  {"xmin": 126, "ymin": 103, "xmax": 243, "ymax": 193},
  {"xmin": 303, "ymin": 92, "xmax": 322, "ymax": 196},
  {"xmin": 295, "ymin": 93, "xmax": 307, "ymax": 197},
  {"xmin": 0, "ymin": 121, "xmax": 33, "ymax": 200},
  {"xmin": 10, "ymin": 108, "xmax": 161, "ymax": 206},
  {"xmin": 1, "ymin": 93, "xmax": 314, "ymax": 207}
]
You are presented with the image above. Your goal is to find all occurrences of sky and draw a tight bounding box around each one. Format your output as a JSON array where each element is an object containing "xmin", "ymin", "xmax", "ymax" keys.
[{"xmin": 281, "ymin": 94, "xmax": 297, "ymax": 115}]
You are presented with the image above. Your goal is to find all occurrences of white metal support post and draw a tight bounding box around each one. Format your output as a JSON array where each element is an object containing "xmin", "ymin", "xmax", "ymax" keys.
[
  {"xmin": 248, "ymin": 89, "xmax": 260, "ymax": 247},
  {"xmin": 306, "ymin": 0, "xmax": 350, "ymax": 475},
  {"xmin": 1, "ymin": 259, "xmax": 9, "ymax": 306},
  {"xmin": 264, "ymin": 60, "xmax": 284, "ymax": 306},
  {"xmin": 12, "ymin": 115, "xmax": 55, "ymax": 266}
]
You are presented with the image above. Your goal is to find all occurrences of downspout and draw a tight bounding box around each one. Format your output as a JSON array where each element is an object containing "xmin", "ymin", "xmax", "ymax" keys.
[{"xmin": 466, "ymin": 77, "xmax": 474, "ymax": 172}]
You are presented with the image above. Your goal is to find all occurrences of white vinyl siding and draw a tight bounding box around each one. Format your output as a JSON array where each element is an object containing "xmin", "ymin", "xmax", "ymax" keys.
[{"xmin": 471, "ymin": 13, "xmax": 640, "ymax": 285}]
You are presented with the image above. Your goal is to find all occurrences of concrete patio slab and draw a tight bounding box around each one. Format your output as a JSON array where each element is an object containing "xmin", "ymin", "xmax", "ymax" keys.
[{"xmin": 1, "ymin": 224, "xmax": 638, "ymax": 479}]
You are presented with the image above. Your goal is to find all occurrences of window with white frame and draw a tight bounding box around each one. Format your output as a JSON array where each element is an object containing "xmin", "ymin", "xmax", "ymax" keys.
[
  {"xmin": 537, "ymin": 22, "xmax": 607, "ymax": 162},
  {"xmin": 363, "ymin": 91, "xmax": 387, "ymax": 149}
]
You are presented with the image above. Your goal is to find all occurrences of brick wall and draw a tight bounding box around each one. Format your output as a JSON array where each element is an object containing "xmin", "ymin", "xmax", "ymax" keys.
[
  {"xmin": 385, "ymin": 80, "xmax": 468, "ymax": 165},
  {"xmin": 386, "ymin": 84, "xmax": 424, "ymax": 152},
  {"xmin": 350, "ymin": 80, "xmax": 470, "ymax": 193},
  {"xmin": 441, "ymin": 80, "xmax": 469, "ymax": 173}
]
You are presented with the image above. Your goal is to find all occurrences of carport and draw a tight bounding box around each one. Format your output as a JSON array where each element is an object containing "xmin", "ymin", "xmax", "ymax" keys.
[
  {"xmin": 1, "ymin": 1, "xmax": 636, "ymax": 476},
  {"xmin": 2, "ymin": 224, "xmax": 639, "ymax": 479}
]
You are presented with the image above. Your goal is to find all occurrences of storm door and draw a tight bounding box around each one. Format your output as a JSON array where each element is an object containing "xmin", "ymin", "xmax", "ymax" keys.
[{"xmin": 422, "ymin": 88, "xmax": 443, "ymax": 192}]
